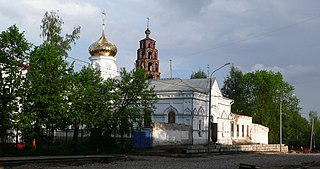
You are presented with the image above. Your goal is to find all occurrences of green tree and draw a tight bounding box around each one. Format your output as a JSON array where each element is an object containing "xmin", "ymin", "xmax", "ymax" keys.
[
  {"xmin": 22, "ymin": 44, "xmax": 69, "ymax": 150},
  {"xmin": 67, "ymin": 66, "xmax": 107, "ymax": 141},
  {"xmin": 221, "ymin": 65, "xmax": 247, "ymax": 114},
  {"xmin": 190, "ymin": 69, "xmax": 207, "ymax": 79},
  {"xmin": 0, "ymin": 25, "xmax": 30, "ymax": 143},
  {"xmin": 222, "ymin": 67, "xmax": 307, "ymax": 144},
  {"xmin": 20, "ymin": 11, "xmax": 80, "ymax": 150},
  {"xmin": 104, "ymin": 68, "xmax": 157, "ymax": 149},
  {"xmin": 40, "ymin": 11, "xmax": 80, "ymax": 57}
]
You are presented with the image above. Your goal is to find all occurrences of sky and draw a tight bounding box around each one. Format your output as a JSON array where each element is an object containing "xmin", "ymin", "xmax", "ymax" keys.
[{"xmin": 1, "ymin": 0, "xmax": 319, "ymax": 117}]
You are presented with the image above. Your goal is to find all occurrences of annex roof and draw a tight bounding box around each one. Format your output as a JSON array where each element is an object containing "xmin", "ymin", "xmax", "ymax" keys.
[{"xmin": 150, "ymin": 78, "xmax": 215, "ymax": 94}]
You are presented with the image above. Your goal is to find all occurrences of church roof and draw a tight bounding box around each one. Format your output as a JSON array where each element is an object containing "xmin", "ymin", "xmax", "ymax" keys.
[
  {"xmin": 88, "ymin": 11, "xmax": 117, "ymax": 57},
  {"xmin": 150, "ymin": 78, "xmax": 215, "ymax": 94}
]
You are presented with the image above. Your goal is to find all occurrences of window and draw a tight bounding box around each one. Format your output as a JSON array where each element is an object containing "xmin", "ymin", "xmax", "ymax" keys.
[
  {"xmin": 168, "ymin": 111, "xmax": 175, "ymax": 123},
  {"xmin": 247, "ymin": 125, "xmax": 249, "ymax": 137},
  {"xmin": 242, "ymin": 125, "xmax": 244, "ymax": 137},
  {"xmin": 148, "ymin": 52, "xmax": 152, "ymax": 59},
  {"xmin": 148, "ymin": 43, "xmax": 151, "ymax": 48},
  {"xmin": 231, "ymin": 122, "xmax": 234, "ymax": 137},
  {"xmin": 148, "ymin": 62, "xmax": 153, "ymax": 71},
  {"xmin": 237, "ymin": 124, "xmax": 239, "ymax": 137},
  {"xmin": 222, "ymin": 122, "xmax": 225, "ymax": 137},
  {"xmin": 198, "ymin": 120, "xmax": 202, "ymax": 137}
]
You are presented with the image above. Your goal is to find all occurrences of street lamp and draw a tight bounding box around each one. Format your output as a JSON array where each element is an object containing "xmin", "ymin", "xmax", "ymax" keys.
[
  {"xmin": 280, "ymin": 98, "xmax": 283, "ymax": 153},
  {"xmin": 279, "ymin": 93, "xmax": 295, "ymax": 153},
  {"xmin": 207, "ymin": 62, "xmax": 231, "ymax": 154}
]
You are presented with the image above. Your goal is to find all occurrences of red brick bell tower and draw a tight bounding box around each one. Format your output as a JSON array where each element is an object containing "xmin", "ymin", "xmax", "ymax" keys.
[{"xmin": 136, "ymin": 18, "xmax": 160, "ymax": 80}]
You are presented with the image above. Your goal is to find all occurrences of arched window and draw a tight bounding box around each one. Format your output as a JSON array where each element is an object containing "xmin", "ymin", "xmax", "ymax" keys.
[
  {"xmin": 148, "ymin": 43, "xmax": 151, "ymax": 48},
  {"xmin": 148, "ymin": 62, "xmax": 153, "ymax": 71},
  {"xmin": 198, "ymin": 120, "xmax": 202, "ymax": 137},
  {"xmin": 148, "ymin": 52, "xmax": 152, "ymax": 59},
  {"xmin": 168, "ymin": 111, "xmax": 175, "ymax": 123},
  {"xmin": 231, "ymin": 122, "xmax": 234, "ymax": 137}
]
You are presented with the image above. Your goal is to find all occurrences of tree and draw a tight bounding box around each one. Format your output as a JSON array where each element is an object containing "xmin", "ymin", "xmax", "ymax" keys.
[
  {"xmin": 97, "ymin": 68, "xmax": 157, "ymax": 149},
  {"xmin": 190, "ymin": 69, "xmax": 207, "ymax": 79},
  {"xmin": 221, "ymin": 65, "xmax": 247, "ymax": 114},
  {"xmin": 0, "ymin": 25, "xmax": 30, "ymax": 143},
  {"xmin": 20, "ymin": 11, "xmax": 80, "ymax": 150},
  {"xmin": 66, "ymin": 66, "xmax": 107, "ymax": 141},
  {"xmin": 40, "ymin": 11, "xmax": 80, "ymax": 57},
  {"xmin": 222, "ymin": 67, "xmax": 307, "ymax": 144}
]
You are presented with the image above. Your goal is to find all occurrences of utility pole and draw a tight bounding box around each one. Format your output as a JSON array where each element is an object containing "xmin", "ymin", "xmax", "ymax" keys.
[
  {"xmin": 169, "ymin": 59, "xmax": 172, "ymax": 78},
  {"xmin": 310, "ymin": 116, "xmax": 314, "ymax": 152},
  {"xmin": 207, "ymin": 64, "xmax": 210, "ymax": 78},
  {"xmin": 309, "ymin": 111, "xmax": 317, "ymax": 152},
  {"xmin": 280, "ymin": 98, "xmax": 283, "ymax": 152}
]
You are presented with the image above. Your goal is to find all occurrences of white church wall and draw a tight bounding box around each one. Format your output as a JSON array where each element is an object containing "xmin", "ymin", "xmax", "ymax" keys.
[
  {"xmin": 251, "ymin": 123, "xmax": 269, "ymax": 144},
  {"xmin": 210, "ymin": 83, "xmax": 233, "ymax": 145},
  {"xmin": 231, "ymin": 114, "xmax": 252, "ymax": 144},
  {"xmin": 216, "ymin": 117, "xmax": 232, "ymax": 145},
  {"xmin": 89, "ymin": 56, "xmax": 118, "ymax": 80},
  {"xmin": 151, "ymin": 122, "xmax": 192, "ymax": 146}
]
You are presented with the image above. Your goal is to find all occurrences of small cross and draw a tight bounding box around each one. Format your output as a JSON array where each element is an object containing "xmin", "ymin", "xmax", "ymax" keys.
[
  {"xmin": 147, "ymin": 17, "xmax": 150, "ymax": 29},
  {"xmin": 102, "ymin": 10, "xmax": 106, "ymax": 31}
]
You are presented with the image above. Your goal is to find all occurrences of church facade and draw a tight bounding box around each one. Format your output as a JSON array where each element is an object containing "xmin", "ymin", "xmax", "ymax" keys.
[{"xmin": 150, "ymin": 78, "xmax": 234, "ymax": 145}]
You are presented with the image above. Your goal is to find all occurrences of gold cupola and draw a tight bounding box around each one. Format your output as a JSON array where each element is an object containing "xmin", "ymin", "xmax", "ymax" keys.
[{"xmin": 88, "ymin": 11, "xmax": 117, "ymax": 57}]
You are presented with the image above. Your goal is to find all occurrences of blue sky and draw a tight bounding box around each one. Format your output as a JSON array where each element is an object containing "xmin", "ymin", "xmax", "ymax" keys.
[{"xmin": 1, "ymin": 0, "xmax": 320, "ymax": 117}]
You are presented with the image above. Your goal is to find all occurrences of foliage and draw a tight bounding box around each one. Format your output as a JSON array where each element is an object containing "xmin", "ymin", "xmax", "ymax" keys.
[
  {"xmin": 190, "ymin": 69, "xmax": 207, "ymax": 79},
  {"xmin": 19, "ymin": 11, "xmax": 80, "ymax": 149},
  {"xmin": 222, "ymin": 66, "xmax": 309, "ymax": 144},
  {"xmin": 0, "ymin": 25, "xmax": 30, "ymax": 143},
  {"xmin": 40, "ymin": 11, "xmax": 80, "ymax": 57},
  {"xmin": 21, "ymin": 44, "xmax": 70, "ymax": 148},
  {"xmin": 66, "ymin": 67, "xmax": 114, "ymax": 140},
  {"xmin": 99, "ymin": 68, "xmax": 157, "ymax": 137},
  {"xmin": 221, "ymin": 65, "xmax": 247, "ymax": 114}
]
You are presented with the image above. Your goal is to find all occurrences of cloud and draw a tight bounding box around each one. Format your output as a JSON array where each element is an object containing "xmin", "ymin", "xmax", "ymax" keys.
[
  {"xmin": 0, "ymin": 0, "xmax": 99, "ymax": 44},
  {"xmin": 250, "ymin": 64, "xmax": 320, "ymax": 81}
]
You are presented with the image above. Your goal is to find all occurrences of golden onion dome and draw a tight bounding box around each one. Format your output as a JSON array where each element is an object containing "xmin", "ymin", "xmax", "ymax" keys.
[{"xmin": 88, "ymin": 31, "xmax": 117, "ymax": 57}]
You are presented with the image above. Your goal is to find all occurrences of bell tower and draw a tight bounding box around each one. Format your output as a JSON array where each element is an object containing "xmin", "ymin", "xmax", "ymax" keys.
[{"xmin": 136, "ymin": 18, "xmax": 160, "ymax": 80}]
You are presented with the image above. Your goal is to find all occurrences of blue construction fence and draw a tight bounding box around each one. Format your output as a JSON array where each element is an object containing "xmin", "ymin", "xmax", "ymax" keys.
[{"xmin": 132, "ymin": 128, "xmax": 151, "ymax": 148}]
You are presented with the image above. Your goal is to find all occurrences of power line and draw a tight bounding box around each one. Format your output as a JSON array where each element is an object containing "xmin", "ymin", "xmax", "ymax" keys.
[
  {"xmin": 183, "ymin": 14, "xmax": 320, "ymax": 57},
  {"xmin": 66, "ymin": 56, "xmax": 121, "ymax": 73}
]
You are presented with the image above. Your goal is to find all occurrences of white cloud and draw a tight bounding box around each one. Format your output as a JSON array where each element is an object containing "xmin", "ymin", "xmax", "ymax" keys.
[
  {"xmin": 0, "ymin": 0, "xmax": 99, "ymax": 44},
  {"xmin": 250, "ymin": 64, "xmax": 320, "ymax": 80}
]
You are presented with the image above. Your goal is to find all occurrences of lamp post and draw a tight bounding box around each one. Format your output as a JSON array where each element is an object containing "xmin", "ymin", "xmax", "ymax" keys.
[
  {"xmin": 279, "ymin": 93, "xmax": 295, "ymax": 153},
  {"xmin": 207, "ymin": 62, "xmax": 230, "ymax": 154},
  {"xmin": 280, "ymin": 98, "xmax": 283, "ymax": 153}
]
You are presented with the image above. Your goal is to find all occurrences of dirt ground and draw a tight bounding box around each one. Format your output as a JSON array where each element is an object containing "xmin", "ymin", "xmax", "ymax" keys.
[{"xmin": 4, "ymin": 153, "xmax": 320, "ymax": 169}]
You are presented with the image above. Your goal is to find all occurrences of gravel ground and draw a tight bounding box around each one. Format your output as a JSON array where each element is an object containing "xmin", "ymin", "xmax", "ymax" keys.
[{"xmin": 6, "ymin": 153, "xmax": 320, "ymax": 169}]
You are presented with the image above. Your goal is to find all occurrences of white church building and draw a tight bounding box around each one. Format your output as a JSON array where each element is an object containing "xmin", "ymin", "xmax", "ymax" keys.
[
  {"xmin": 87, "ymin": 13, "xmax": 269, "ymax": 146},
  {"xmin": 150, "ymin": 78, "xmax": 233, "ymax": 145},
  {"xmin": 149, "ymin": 78, "xmax": 269, "ymax": 146}
]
